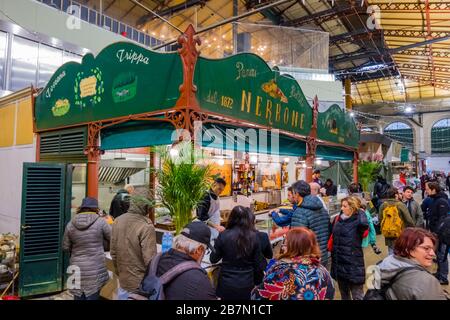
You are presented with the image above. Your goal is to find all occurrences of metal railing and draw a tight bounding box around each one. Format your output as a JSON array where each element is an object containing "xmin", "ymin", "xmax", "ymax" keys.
[{"xmin": 37, "ymin": 0, "xmax": 163, "ymax": 48}]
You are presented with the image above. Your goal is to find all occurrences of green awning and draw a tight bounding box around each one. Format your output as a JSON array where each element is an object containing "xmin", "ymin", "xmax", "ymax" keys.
[
  {"xmin": 101, "ymin": 121, "xmax": 175, "ymax": 150},
  {"xmin": 316, "ymin": 145, "xmax": 354, "ymax": 161},
  {"xmin": 200, "ymin": 123, "xmax": 306, "ymax": 157},
  {"xmin": 100, "ymin": 121, "xmax": 306, "ymax": 156}
]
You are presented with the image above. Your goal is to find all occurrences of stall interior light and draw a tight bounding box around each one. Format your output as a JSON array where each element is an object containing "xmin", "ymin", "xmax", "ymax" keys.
[
  {"xmin": 315, "ymin": 159, "xmax": 322, "ymax": 165},
  {"xmin": 250, "ymin": 155, "xmax": 258, "ymax": 164},
  {"xmin": 283, "ymin": 157, "xmax": 290, "ymax": 163},
  {"xmin": 302, "ymin": 163, "xmax": 307, "ymax": 168},
  {"xmin": 217, "ymin": 159, "xmax": 225, "ymax": 166},
  {"xmin": 169, "ymin": 148, "xmax": 179, "ymax": 157}
]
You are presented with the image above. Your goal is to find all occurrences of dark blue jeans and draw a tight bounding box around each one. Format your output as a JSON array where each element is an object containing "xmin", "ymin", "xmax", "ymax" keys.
[
  {"xmin": 74, "ymin": 291, "xmax": 100, "ymax": 300},
  {"xmin": 436, "ymin": 242, "xmax": 449, "ymax": 281}
]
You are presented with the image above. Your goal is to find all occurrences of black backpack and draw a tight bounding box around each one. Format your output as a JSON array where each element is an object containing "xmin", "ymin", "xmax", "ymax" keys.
[
  {"xmin": 128, "ymin": 253, "xmax": 201, "ymax": 300},
  {"xmin": 364, "ymin": 266, "xmax": 422, "ymax": 300}
]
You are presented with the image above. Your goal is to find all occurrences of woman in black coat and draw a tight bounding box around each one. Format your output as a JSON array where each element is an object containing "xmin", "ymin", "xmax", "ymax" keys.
[
  {"xmin": 330, "ymin": 196, "xmax": 369, "ymax": 300},
  {"xmin": 210, "ymin": 206, "xmax": 264, "ymax": 300}
]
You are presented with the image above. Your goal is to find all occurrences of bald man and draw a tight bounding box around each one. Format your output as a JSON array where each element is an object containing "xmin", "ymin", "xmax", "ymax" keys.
[{"xmin": 309, "ymin": 182, "xmax": 328, "ymax": 211}]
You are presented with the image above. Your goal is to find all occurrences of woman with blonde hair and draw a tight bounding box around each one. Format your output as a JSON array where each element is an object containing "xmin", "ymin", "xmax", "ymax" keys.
[
  {"xmin": 251, "ymin": 227, "xmax": 335, "ymax": 300},
  {"xmin": 329, "ymin": 196, "xmax": 369, "ymax": 300}
]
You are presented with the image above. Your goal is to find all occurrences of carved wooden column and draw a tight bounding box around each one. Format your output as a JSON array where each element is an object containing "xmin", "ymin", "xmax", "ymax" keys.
[
  {"xmin": 353, "ymin": 151, "xmax": 359, "ymax": 183},
  {"xmin": 85, "ymin": 123, "xmax": 102, "ymax": 199},
  {"xmin": 175, "ymin": 24, "xmax": 201, "ymax": 112},
  {"xmin": 353, "ymin": 121, "xmax": 362, "ymax": 183},
  {"xmin": 170, "ymin": 24, "xmax": 207, "ymax": 152},
  {"xmin": 148, "ymin": 147, "xmax": 156, "ymax": 224},
  {"xmin": 305, "ymin": 96, "xmax": 319, "ymax": 183}
]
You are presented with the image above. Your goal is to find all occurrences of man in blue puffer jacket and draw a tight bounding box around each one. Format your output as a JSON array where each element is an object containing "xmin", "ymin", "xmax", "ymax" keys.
[
  {"xmin": 271, "ymin": 186, "xmax": 297, "ymax": 227},
  {"xmin": 290, "ymin": 180, "xmax": 331, "ymax": 267}
]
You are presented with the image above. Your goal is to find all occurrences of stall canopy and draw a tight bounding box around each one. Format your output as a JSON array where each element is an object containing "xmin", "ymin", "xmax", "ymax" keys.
[
  {"xmin": 101, "ymin": 121, "xmax": 306, "ymax": 157},
  {"xmin": 321, "ymin": 161, "xmax": 353, "ymax": 189},
  {"xmin": 316, "ymin": 145, "xmax": 354, "ymax": 161}
]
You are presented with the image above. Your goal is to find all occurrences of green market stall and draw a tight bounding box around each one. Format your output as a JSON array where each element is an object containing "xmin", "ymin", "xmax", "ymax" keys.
[
  {"xmin": 33, "ymin": 25, "xmax": 359, "ymax": 199},
  {"xmin": 20, "ymin": 25, "xmax": 360, "ymax": 298}
]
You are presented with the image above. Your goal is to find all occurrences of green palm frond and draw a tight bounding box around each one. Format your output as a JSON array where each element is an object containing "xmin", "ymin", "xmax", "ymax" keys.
[
  {"xmin": 154, "ymin": 142, "xmax": 213, "ymax": 234},
  {"xmin": 358, "ymin": 161, "xmax": 382, "ymax": 192}
]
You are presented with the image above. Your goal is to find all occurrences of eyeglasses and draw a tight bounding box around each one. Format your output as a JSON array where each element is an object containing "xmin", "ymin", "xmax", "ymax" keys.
[{"xmin": 417, "ymin": 245, "xmax": 435, "ymax": 254}]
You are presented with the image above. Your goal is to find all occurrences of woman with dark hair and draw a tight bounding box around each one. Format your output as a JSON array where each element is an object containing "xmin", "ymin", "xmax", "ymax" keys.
[
  {"xmin": 210, "ymin": 206, "xmax": 264, "ymax": 300},
  {"xmin": 376, "ymin": 228, "xmax": 449, "ymax": 300},
  {"xmin": 252, "ymin": 227, "xmax": 335, "ymax": 300},
  {"xmin": 63, "ymin": 197, "xmax": 111, "ymax": 300}
]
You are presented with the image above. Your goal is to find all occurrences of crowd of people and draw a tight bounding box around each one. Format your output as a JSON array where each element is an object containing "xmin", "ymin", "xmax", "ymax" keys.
[{"xmin": 61, "ymin": 172, "xmax": 450, "ymax": 301}]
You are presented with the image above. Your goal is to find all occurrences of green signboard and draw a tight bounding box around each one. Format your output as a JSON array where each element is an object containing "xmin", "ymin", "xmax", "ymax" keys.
[
  {"xmin": 35, "ymin": 42, "xmax": 183, "ymax": 130},
  {"xmin": 35, "ymin": 41, "xmax": 358, "ymax": 149},
  {"xmin": 317, "ymin": 104, "xmax": 359, "ymax": 148},
  {"xmin": 195, "ymin": 54, "xmax": 312, "ymax": 137}
]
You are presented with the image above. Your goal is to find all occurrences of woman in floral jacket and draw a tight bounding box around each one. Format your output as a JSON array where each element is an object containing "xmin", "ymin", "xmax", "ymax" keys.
[{"xmin": 251, "ymin": 227, "xmax": 335, "ymax": 300}]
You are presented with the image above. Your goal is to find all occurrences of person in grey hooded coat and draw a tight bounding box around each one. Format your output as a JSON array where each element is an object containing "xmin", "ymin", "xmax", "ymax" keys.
[
  {"xmin": 63, "ymin": 197, "xmax": 112, "ymax": 300},
  {"xmin": 377, "ymin": 228, "xmax": 449, "ymax": 300}
]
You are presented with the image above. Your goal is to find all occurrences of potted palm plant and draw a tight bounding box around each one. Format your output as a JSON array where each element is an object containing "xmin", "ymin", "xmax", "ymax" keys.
[
  {"xmin": 154, "ymin": 142, "xmax": 212, "ymax": 234},
  {"xmin": 357, "ymin": 160, "xmax": 382, "ymax": 192}
]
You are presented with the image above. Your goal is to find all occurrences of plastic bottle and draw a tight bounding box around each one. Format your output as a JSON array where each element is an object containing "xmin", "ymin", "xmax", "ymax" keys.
[{"xmin": 161, "ymin": 232, "xmax": 173, "ymax": 253}]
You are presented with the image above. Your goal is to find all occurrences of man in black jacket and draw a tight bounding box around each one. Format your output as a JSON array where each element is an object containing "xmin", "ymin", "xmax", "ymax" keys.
[
  {"xmin": 109, "ymin": 184, "xmax": 134, "ymax": 219},
  {"xmin": 324, "ymin": 179, "xmax": 337, "ymax": 196},
  {"xmin": 425, "ymin": 182, "xmax": 449, "ymax": 285},
  {"xmin": 372, "ymin": 176, "xmax": 390, "ymax": 211},
  {"xmin": 196, "ymin": 178, "xmax": 226, "ymax": 240},
  {"xmin": 156, "ymin": 221, "xmax": 217, "ymax": 300}
]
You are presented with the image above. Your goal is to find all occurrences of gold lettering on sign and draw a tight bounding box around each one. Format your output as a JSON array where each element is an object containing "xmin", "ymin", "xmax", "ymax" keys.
[
  {"xmin": 299, "ymin": 113, "xmax": 305, "ymax": 129},
  {"xmin": 206, "ymin": 90, "xmax": 218, "ymax": 104},
  {"xmin": 79, "ymin": 76, "xmax": 97, "ymax": 98},
  {"xmin": 241, "ymin": 90, "xmax": 252, "ymax": 113},
  {"xmin": 266, "ymin": 100, "xmax": 273, "ymax": 125},
  {"xmin": 283, "ymin": 107, "xmax": 289, "ymax": 124},
  {"xmin": 291, "ymin": 110, "xmax": 299, "ymax": 128},
  {"xmin": 339, "ymin": 137, "xmax": 345, "ymax": 143},
  {"xmin": 289, "ymin": 85, "xmax": 303, "ymax": 105},
  {"xmin": 221, "ymin": 96, "xmax": 234, "ymax": 109},
  {"xmin": 255, "ymin": 96, "xmax": 263, "ymax": 117},
  {"xmin": 235, "ymin": 62, "xmax": 257, "ymax": 80},
  {"xmin": 275, "ymin": 104, "xmax": 281, "ymax": 122}
]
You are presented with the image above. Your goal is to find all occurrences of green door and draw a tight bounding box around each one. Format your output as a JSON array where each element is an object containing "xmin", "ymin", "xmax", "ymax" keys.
[{"xmin": 19, "ymin": 163, "xmax": 71, "ymax": 298}]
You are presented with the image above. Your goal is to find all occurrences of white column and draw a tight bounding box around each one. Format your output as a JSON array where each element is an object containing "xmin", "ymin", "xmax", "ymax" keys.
[{"xmin": 419, "ymin": 126, "xmax": 425, "ymax": 152}]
